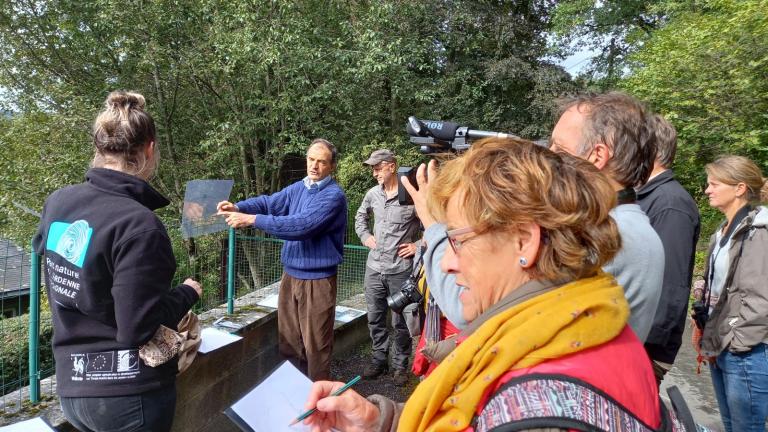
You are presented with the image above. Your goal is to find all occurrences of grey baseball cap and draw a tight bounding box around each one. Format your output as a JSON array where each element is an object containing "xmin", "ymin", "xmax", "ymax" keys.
[{"xmin": 363, "ymin": 149, "xmax": 396, "ymax": 166}]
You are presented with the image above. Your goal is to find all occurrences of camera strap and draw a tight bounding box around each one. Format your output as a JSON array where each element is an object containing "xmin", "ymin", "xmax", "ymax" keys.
[{"xmin": 411, "ymin": 245, "xmax": 425, "ymax": 279}]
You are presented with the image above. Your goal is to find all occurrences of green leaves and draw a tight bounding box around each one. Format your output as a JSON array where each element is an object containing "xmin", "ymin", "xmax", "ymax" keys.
[
  {"xmin": 621, "ymin": 0, "xmax": 768, "ymax": 233},
  {"xmin": 0, "ymin": 0, "xmax": 577, "ymax": 244}
]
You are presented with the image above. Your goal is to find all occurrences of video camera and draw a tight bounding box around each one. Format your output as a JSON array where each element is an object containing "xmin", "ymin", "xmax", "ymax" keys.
[
  {"xmin": 398, "ymin": 116, "xmax": 516, "ymax": 204},
  {"xmin": 406, "ymin": 116, "xmax": 516, "ymax": 154}
]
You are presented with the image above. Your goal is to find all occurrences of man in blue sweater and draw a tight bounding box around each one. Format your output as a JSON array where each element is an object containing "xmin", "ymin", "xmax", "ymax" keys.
[{"xmin": 217, "ymin": 139, "xmax": 347, "ymax": 380}]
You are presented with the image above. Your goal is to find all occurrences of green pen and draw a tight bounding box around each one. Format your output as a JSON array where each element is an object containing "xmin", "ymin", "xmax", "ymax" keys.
[{"xmin": 289, "ymin": 375, "xmax": 362, "ymax": 426}]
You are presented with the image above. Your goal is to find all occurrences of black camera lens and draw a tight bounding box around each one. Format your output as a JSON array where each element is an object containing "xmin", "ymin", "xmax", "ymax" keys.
[
  {"xmin": 386, "ymin": 276, "xmax": 423, "ymax": 313},
  {"xmin": 387, "ymin": 290, "xmax": 409, "ymax": 312}
]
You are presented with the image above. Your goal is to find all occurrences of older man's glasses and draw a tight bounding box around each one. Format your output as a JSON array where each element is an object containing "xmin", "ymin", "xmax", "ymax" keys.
[{"xmin": 446, "ymin": 226, "xmax": 477, "ymax": 254}]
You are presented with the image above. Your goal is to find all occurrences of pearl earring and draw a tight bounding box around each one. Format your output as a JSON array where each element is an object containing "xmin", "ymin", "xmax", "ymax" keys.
[{"xmin": 519, "ymin": 257, "xmax": 528, "ymax": 267}]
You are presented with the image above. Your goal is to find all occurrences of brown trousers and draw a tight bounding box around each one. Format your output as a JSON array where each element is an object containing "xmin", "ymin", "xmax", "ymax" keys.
[{"xmin": 277, "ymin": 273, "xmax": 337, "ymax": 380}]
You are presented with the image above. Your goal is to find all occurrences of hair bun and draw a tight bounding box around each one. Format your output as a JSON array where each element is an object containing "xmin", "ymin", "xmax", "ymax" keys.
[
  {"xmin": 105, "ymin": 91, "xmax": 145, "ymax": 111},
  {"xmin": 92, "ymin": 90, "xmax": 155, "ymax": 163}
]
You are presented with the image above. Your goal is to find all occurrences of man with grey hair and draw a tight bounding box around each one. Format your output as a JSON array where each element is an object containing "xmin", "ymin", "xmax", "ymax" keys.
[
  {"xmin": 638, "ymin": 114, "xmax": 701, "ymax": 384},
  {"xmin": 218, "ymin": 138, "xmax": 347, "ymax": 381},
  {"xmin": 355, "ymin": 149, "xmax": 421, "ymax": 385},
  {"xmin": 550, "ymin": 91, "xmax": 665, "ymax": 342},
  {"xmin": 401, "ymin": 92, "xmax": 664, "ymax": 361}
]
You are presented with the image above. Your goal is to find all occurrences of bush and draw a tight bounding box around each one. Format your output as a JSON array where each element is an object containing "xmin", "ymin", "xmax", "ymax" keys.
[{"xmin": 0, "ymin": 311, "xmax": 54, "ymax": 396}]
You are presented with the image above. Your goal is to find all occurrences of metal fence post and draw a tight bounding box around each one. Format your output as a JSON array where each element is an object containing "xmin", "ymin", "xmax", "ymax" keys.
[
  {"xmin": 28, "ymin": 246, "xmax": 41, "ymax": 404},
  {"xmin": 227, "ymin": 227, "xmax": 235, "ymax": 314}
]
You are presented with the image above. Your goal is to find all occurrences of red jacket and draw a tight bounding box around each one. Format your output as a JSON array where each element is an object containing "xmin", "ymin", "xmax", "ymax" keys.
[
  {"xmin": 412, "ymin": 317, "xmax": 460, "ymax": 377},
  {"xmin": 474, "ymin": 326, "xmax": 660, "ymax": 429}
]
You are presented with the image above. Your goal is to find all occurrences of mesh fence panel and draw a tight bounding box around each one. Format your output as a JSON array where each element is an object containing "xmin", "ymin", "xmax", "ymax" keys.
[
  {"xmin": 222, "ymin": 228, "xmax": 368, "ymax": 310},
  {"xmin": 169, "ymin": 221, "xmax": 231, "ymax": 312}
]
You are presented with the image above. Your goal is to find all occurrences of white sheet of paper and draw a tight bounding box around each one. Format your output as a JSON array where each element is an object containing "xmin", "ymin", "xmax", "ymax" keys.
[
  {"xmin": 334, "ymin": 305, "xmax": 366, "ymax": 323},
  {"xmin": 258, "ymin": 294, "xmax": 365, "ymax": 324},
  {"xmin": 199, "ymin": 327, "xmax": 243, "ymax": 354},
  {"xmin": 230, "ymin": 361, "xmax": 312, "ymax": 432},
  {"xmin": 257, "ymin": 293, "xmax": 279, "ymax": 309},
  {"xmin": 0, "ymin": 417, "xmax": 54, "ymax": 432}
]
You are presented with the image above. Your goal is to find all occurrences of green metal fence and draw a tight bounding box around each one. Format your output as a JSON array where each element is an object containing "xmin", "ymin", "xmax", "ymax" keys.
[
  {"xmin": 5, "ymin": 220, "xmax": 369, "ymax": 412},
  {"xmin": 227, "ymin": 228, "xmax": 369, "ymax": 309},
  {"xmin": 0, "ymin": 240, "xmax": 53, "ymax": 412}
]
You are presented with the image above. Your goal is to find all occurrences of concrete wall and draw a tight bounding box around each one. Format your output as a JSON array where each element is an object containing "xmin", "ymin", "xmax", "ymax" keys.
[
  {"xmin": 15, "ymin": 307, "xmax": 368, "ymax": 431},
  {"xmin": 172, "ymin": 312, "xmax": 281, "ymax": 432},
  {"xmin": 173, "ymin": 311, "xmax": 368, "ymax": 432}
]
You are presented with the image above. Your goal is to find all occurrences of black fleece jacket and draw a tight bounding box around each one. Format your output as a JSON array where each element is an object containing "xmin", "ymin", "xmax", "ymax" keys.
[
  {"xmin": 33, "ymin": 168, "xmax": 199, "ymax": 397},
  {"xmin": 637, "ymin": 169, "xmax": 701, "ymax": 364}
]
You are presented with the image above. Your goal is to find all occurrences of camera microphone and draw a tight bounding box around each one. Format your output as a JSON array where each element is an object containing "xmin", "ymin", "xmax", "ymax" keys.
[
  {"xmin": 406, "ymin": 118, "xmax": 460, "ymax": 141},
  {"xmin": 400, "ymin": 116, "xmax": 517, "ymax": 204},
  {"xmin": 406, "ymin": 116, "xmax": 516, "ymax": 153}
]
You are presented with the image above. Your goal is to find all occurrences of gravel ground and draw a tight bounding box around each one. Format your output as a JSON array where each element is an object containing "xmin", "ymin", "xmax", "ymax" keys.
[{"xmin": 330, "ymin": 338, "xmax": 419, "ymax": 403}]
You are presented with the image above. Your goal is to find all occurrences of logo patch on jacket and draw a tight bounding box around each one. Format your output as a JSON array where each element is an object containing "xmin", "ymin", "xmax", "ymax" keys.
[{"xmin": 46, "ymin": 220, "xmax": 93, "ymax": 268}]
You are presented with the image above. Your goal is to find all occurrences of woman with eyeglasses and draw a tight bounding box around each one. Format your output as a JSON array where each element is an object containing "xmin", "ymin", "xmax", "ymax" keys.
[
  {"xmin": 300, "ymin": 138, "xmax": 661, "ymax": 432},
  {"xmin": 697, "ymin": 155, "xmax": 768, "ymax": 432}
]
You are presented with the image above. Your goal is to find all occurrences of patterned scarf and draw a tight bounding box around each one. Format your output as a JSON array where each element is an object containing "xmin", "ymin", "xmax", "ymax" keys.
[{"xmin": 398, "ymin": 272, "xmax": 629, "ymax": 432}]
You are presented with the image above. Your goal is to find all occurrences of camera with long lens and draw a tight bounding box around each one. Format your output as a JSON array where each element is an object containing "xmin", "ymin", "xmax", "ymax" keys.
[
  {"xmin": 406, "ymin": 116, "xmax": 516, "ymax": 154},
  {"xmin": 386, "ymin": 274, "xmax": 423, "ymax": 314},
  {"xmin": 398, "ymin": 116, "xmax": 516, "ymax": 204},
  {"xmin": 692, "ymin": 300, "xmax": 709, "ymax": 330}
]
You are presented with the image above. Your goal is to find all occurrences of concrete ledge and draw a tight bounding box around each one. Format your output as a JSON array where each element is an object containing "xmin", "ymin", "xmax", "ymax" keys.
[
  {"xmin": 3, "ymin": 302, "xmax": 368, "ymax": 431},
  {"xmin": 174, "ymin": 309, "xmax": 369, "ymax": 432}
]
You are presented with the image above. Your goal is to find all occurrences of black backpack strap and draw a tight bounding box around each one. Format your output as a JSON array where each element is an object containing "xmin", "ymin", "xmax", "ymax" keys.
[
  {"xmin": 473, "ymin": 373, "xmax": 672, "ymax": 432},
  {"xmin": 666, "ymin": 386, "xmax": 697, "ymax": 432}
]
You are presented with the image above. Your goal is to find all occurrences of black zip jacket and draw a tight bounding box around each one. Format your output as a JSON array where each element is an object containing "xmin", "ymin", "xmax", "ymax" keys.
[
  {"xmin": 637, "ymin": 169, "xmax": 701, "ymax": 363},
  {"xmin": 33, "ymin": 168, "xmax": 199, "ymax": 397}
]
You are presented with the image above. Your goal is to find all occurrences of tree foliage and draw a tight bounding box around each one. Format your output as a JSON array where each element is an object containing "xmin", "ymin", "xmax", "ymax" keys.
[
  {"xmin": 551, "ymin": 0, "xmax": 668, "ymax": 86},
  {"xmin": 621, "ymin": 0, "xmax": 768, "ymax": 233},
  {"xmin": 0, "ymin": 311, "xmax": 54, "ymax": 396},
  {"xmin": 0, "ymin": 0, "xmax": 576, "ymax": 244}
]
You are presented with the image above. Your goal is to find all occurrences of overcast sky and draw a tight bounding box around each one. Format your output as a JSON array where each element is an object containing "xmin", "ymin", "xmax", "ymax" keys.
[{"xmin": 557, "ymin": 47, "xmax": 598, "ymax": 77}]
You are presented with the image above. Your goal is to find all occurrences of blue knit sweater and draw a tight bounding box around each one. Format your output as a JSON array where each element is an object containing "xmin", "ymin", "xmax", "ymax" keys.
[{"xmin": 235, "ymin": 179, "xmax": 347, "ymax": 279}]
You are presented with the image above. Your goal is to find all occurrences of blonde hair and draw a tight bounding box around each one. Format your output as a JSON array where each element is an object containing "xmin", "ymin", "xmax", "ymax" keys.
[
  {"xmin": 91, "ymin": 91, "xmax": 157, "ymax": 177},
  {"xmin": 428, "ymin": 137, "xmax": 621, "ymax": 280},
  {"xmin": 706, "ymin": 155, "xmax": 768, "ymax": 203}
]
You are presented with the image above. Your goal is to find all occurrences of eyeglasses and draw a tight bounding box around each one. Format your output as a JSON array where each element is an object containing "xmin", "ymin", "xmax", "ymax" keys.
[
  {"xmin": 446, "ymin": 226, "xmax": 477, "ymax": 254},
  {"xmin": 447, "ymin": 225, "xmax": 550, "ymax": 255}
]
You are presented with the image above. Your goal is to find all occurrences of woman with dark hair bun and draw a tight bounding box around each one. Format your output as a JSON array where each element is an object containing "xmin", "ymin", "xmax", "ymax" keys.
[{"xmin": 33, "ymin": 91, "xmax": 202, "ymax": 432}]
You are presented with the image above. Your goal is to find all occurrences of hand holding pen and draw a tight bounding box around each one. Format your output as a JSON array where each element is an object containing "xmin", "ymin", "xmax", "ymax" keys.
[{"xmin": 297, "ymin": 376, "xmax": 381, "ymax": 431}]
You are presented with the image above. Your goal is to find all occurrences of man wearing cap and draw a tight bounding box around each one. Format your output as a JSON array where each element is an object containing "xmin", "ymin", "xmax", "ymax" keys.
[{"xmin": 355, "ymin": 149, "xmax": 421, "ymax": 385}]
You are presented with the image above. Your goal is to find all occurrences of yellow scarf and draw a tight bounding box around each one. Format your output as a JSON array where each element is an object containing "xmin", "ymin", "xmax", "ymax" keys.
[{"xmin": 398, "ymin": 273, "xmax": 629, "ymax": 432}]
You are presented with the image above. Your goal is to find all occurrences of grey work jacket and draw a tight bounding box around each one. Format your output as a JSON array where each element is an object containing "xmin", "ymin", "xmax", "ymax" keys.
[
  {"xmin": 701, "ymin": 205, "xmax": 768, "ymax": 356},
  {"xmin": 354, "ymin": 185, "xmax": 420, "ymax": 274}
]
